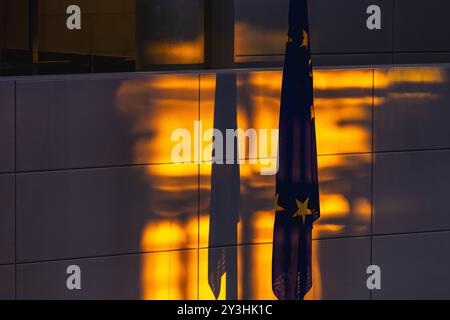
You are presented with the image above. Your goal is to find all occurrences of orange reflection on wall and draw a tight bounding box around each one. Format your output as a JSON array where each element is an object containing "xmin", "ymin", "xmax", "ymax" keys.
[
  {"xmin": 315, "ymin": 70, "xmax": 373, "ymax": 90},
  {"xmin": 314, "ymin": 70, "xmax": 373, "ymax": 155},
  {"xmin": 315, "ymin": 154, "xmax": 372, "ymax": 239},
  {"xmin": 376, "ymin": 67, "xmax": 446, "ymax": 89},
  {"xmin": 375, "ymin": 67, "xmax": 446, "ymax": 105},
  {"xmin": 252, "ymin": 211, "xmax": 275, "ymax": 244},
  {"xmin": 139, "ymin": 163, "xmax": 199, "ymax": 300},
  {"xmin": 235, "ymin": 22, "xmax": 286, "ymax": 57},
  {"xmin": 199, "ymin": 162, "xmax": 275, "ymax": 248},
  {"xmin": 320, "ymin": 194, "xmax": 350, "ymax": 218},
  {"xmin": 117, "ymin": 75, "xmax": 199, "ymax": 165},
  {"xmin": 201, "ymin": 70, "xmax": 373, "ymax": 159},
  {"xmin": 143, "ymin": 36, "xmax": 204, "ymax": 65},
  {"xmin": 141, "ymin": 244, "xmax": 198, "ymax": 300}
]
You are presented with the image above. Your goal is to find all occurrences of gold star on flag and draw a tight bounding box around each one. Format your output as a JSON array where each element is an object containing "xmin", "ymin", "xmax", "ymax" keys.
[
  {"xmin": 275, "ymin": 194, "xmax": 285, "ymax": 213},
  {"xmin": 309, "ymin": 59, "xmax": 313, "ymax": 77},
  {"xmin": 293, "ymin": 198, "xmax": 313, "ymax": 224},
  {"xmin": 300, "ymin": 30, "xmax": 309, "ymax": 49}
]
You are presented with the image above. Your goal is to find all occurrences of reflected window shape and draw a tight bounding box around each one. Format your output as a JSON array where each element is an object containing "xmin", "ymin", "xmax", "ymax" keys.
[
  {"xmin": 0, "ymin": 0, "xmax": 214, "ymax": 75},
  {"xmin": 136, "ymin": 0, "xmax": 204, "ymax": 70},
  {"xmin": 1, "ymin": 0, "xmax": 136, "ymax": 75}
]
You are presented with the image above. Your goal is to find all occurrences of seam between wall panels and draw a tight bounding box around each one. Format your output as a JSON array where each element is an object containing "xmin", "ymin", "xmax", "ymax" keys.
[
  {"xmin": 14, "ymin": 80, "xmax": 17, "ymax": 300},
  {"xmin": 392, "ymin": 0, "xmax": 396, "ymax": 64},
  {"xmin": 370, "ymin": 68, "xmax": 375, "ymax": 301},
  {"xmin": 11, "ymin": 229, "xmax": 450, "ymax": 266},
  {"xmin": 197, "ymin": 73, "xmax": 201, "ymax": 300},
  {"xmin": 6, "ymin": 147, "xmax": 450, "ymax": 177}
]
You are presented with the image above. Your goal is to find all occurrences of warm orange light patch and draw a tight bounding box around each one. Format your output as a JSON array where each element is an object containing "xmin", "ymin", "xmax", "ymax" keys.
[
  {"xmin": 252, "ymin": 244, "xmax": 277, "ymax": 300},
  {"xmin": 141, "ymin": 248, "xmax": 198, "ymax": 300},
  {"xmin": 353, "ymin": 197, "xmax": 371, "ymax": 219},
  {"xmin": 116, "ymin": 75, "xmax": 199, "ymax": 165},
  {"xmin": 316, "ymin": 154, "xmax": 372, "ymax": 238},
  {"xmin": 315, "ymin": 101, "xmax": 371, "ymax": 155},
  {"xmin": 319, "ymin": 194, "xmax": 350, "ymax": 219},
  {"xmin": 252, "ymin": 211, "xmax": 275, "ymax": 243},
  {"xmin": 315, "ymin": 70, "xmax": 373, "ymax": 90},
  {"xmin": 141, "ymin": 215, "xmax": 197, "ymax": 252},
  {"xmin": 146, "ymin": 163, "xmax": 199, "ymax": 178},
  {"xmin": 376, "ymin": 67, "xmax": 446, "ymax": 89},
  {"xmin": 218, "ymin": 70, "xmax": 373, "ymax": 157},
  {"xmin": 144, "ymin": 36, "xmax": 204, "ymax": 65},
  {"xmin": 235, "ymin": 22, "xmax": 286, "ymax": 57}
]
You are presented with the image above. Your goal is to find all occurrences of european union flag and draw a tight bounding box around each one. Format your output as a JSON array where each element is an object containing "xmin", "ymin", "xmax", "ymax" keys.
[{"xmin": 272, "ymin": 0, "xmax": 320, "ymax": 300}]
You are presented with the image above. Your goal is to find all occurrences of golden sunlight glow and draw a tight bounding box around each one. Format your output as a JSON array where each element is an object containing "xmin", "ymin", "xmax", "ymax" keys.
[
  {"xmin": 144, "ymin": 36, "xmax": 204, "ymax": 65},
  {"xmin": 253, "ymin": 211, "xmax": 275, "ymax": 244},
  {"xmin": 376, "ymin": 67, "xmax": 446, "ymax": 89},
  {"xmin": 375, "ymin": 67, "xmax": 446, "ymax": 106},
  {"xmin": 235, "ymin": 22, "xmax": 286, "ymax": 57},
  {"xmin": 141, "ymin": 216, "xmax": 198, "ymax": 299},
  {"xmin": 316, "ymin": 154, "xmax": 372, "ymax": 239},
  {"xmin": 141, "ymin": 247, "xmax": 198, "ymax": 300},
  {"xmin": 252, "ymin": 244, "xmax": 277, "ymax": 300},
  {"xmin": 213, "ymin": 70, "xmax": 373, "ymax": 157},
  {"xmin": 315, "ymin": 70, "xmax": 373, "ymax": 90},
  {"xmin": 319, "ymin": 194, "xmax": 350, "ymax": 218},
  {"xmin": 117, "ymin": 75, "xmax": 199, "ymax": 165}
]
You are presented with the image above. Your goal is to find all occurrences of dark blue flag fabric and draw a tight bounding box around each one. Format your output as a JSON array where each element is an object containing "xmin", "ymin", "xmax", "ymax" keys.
[{"xmin": 272, "ymin": 0, "xmax": 320, "ymax": 300}]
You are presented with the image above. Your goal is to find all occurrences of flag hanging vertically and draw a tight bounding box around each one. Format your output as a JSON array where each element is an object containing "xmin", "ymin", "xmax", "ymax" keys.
[{"xmin": 272, "ymin": 0, "xmax": 320, "ymax": 300}]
